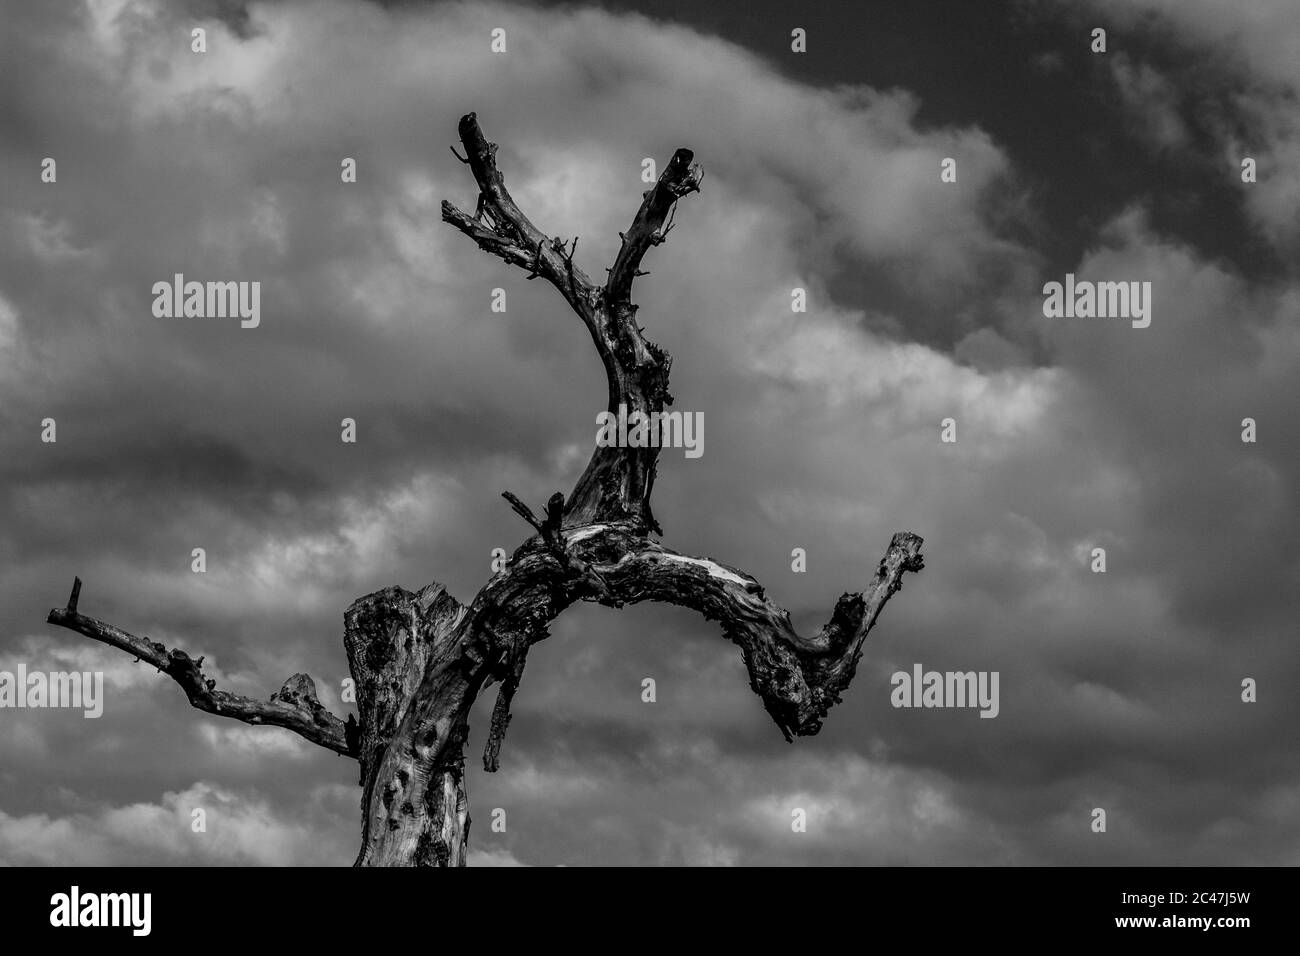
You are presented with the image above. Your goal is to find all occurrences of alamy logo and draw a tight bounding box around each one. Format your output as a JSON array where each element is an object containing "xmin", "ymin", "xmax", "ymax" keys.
[
  {"xmin": 1042, "ymin": 273, "xmax": 1151, "ymax": 328},
  {"xmin": 151, "ymin": 273, "xmax": 261, "ymax": 328},
  {"xmin": 0, "ymin": 665, "xmax": 103, "ymax": 717},
  {"xmin": 50, "ymin": 886, "xmax": 151, "ymax": 936},
  {"xmin": 891, "ymin": 663, "xmax": 999, "ymax": 718},
  {"xmin": 595, "ymin": 403, "xmax": 703, "ymax": 458}
]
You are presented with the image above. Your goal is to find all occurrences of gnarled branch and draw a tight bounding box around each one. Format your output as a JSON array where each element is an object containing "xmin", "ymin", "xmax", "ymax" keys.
[
  {"xmin": 476, "ymin": 524, "xmax": 924, "ymax": 741},
  {"xmin": 576, "ymin": 527, "xmax": 924, "ymax": 739},
  {"xmin": 440, "ymin": 112, "xmax": 601, "ymax": 331},
  {"xmin": 46, "ymin": 577, "xmax": 356, "ymax": 757}
]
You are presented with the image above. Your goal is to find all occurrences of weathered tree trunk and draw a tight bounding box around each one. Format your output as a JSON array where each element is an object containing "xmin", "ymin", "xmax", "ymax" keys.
[
  {"xmin": 45, "ymin": 113, "xmax": 925, "ymax": 866},
  {"xmin": 343, "ymin": 584, "xmax": 472, "ymax": 866}
]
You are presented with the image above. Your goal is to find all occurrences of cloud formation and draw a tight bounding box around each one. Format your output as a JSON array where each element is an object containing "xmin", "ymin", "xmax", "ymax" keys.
[{"xmin": 1, "ymin": 0, "xmax": 1297, "ymax": 865}]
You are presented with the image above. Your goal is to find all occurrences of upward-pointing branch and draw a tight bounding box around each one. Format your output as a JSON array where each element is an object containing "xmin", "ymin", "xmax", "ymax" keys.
[
  {"xmin": 440, "ymin": 111, "xmax": 602, "ymax": 339},
  {"xmin": 605, "ymin": 147, "xmax": 701, "ymax": 305}
]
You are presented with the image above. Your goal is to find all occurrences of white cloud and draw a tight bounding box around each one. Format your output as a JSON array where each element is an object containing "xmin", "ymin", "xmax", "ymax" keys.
[
  {"xmin": 467, "ymin": 847, "xmax": 528, "ymax": 866},
  {"xmin": 0, "ymin": 781, "xmax": 353, "ymax": 865},
  {"xmin": 196, "ymin": 723, "xmax": 311, "ymax": 759}
]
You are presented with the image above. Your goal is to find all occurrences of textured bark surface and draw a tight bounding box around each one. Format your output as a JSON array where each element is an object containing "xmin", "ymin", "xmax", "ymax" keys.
[
  {"xmin": 343, "ymin": 583, "xmax": 467, "ymax": 865},
  {"xmin": 45, "ymin": 113, "xmax": 924, "ymax": 866}
]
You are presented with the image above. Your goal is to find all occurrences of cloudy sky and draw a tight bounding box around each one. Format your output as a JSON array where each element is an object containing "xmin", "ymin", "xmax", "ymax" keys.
[{"xmin": 2, "ymin": 0, "xmax": 1298, "ymax": 866}]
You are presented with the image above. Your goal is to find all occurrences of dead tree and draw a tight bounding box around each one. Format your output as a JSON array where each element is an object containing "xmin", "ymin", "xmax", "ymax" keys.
[{"xmin": 46, "ymin": 113, "xmax": 924, "ymax": 866}]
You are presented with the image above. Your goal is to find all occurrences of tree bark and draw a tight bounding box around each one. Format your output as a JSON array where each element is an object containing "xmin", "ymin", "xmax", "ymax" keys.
[{"xmin": 44, "ymin": 113, "xmax": 924, "ymax": 866}]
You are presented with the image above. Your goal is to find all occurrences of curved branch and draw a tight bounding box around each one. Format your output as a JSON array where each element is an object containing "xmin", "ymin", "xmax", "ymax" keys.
[
  {"xmin": 396, "ymin": 522, "xmax": 922, "ymax": 787},
  {"xmin": 576, "ymin": 527, "xmax": 924, "ymax": 739},
  {"xmin": 45, "ymin": 577, "xmax": 357, "ymax": 758}
]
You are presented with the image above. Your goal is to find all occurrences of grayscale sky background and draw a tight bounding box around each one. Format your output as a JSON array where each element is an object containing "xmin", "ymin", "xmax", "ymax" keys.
[{"xmin": 2, "ymin": 0, "xmax": 1298, "ymax": 865}]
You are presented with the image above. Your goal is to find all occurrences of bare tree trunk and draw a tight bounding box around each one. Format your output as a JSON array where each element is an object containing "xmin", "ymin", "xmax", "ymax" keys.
[
  {"xmin": 343, "ymin": 584, "xmax": 472, "ymax": 866},
  {"xmin": 45, "ymin": 113, "xmax": 925, "ymax": 866}
]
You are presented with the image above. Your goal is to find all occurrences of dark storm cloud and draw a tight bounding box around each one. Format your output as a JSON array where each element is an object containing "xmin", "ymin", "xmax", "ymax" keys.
[{"xmin": 1, "ymin": 0, "xmax": 1297, "ymax": 866}]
